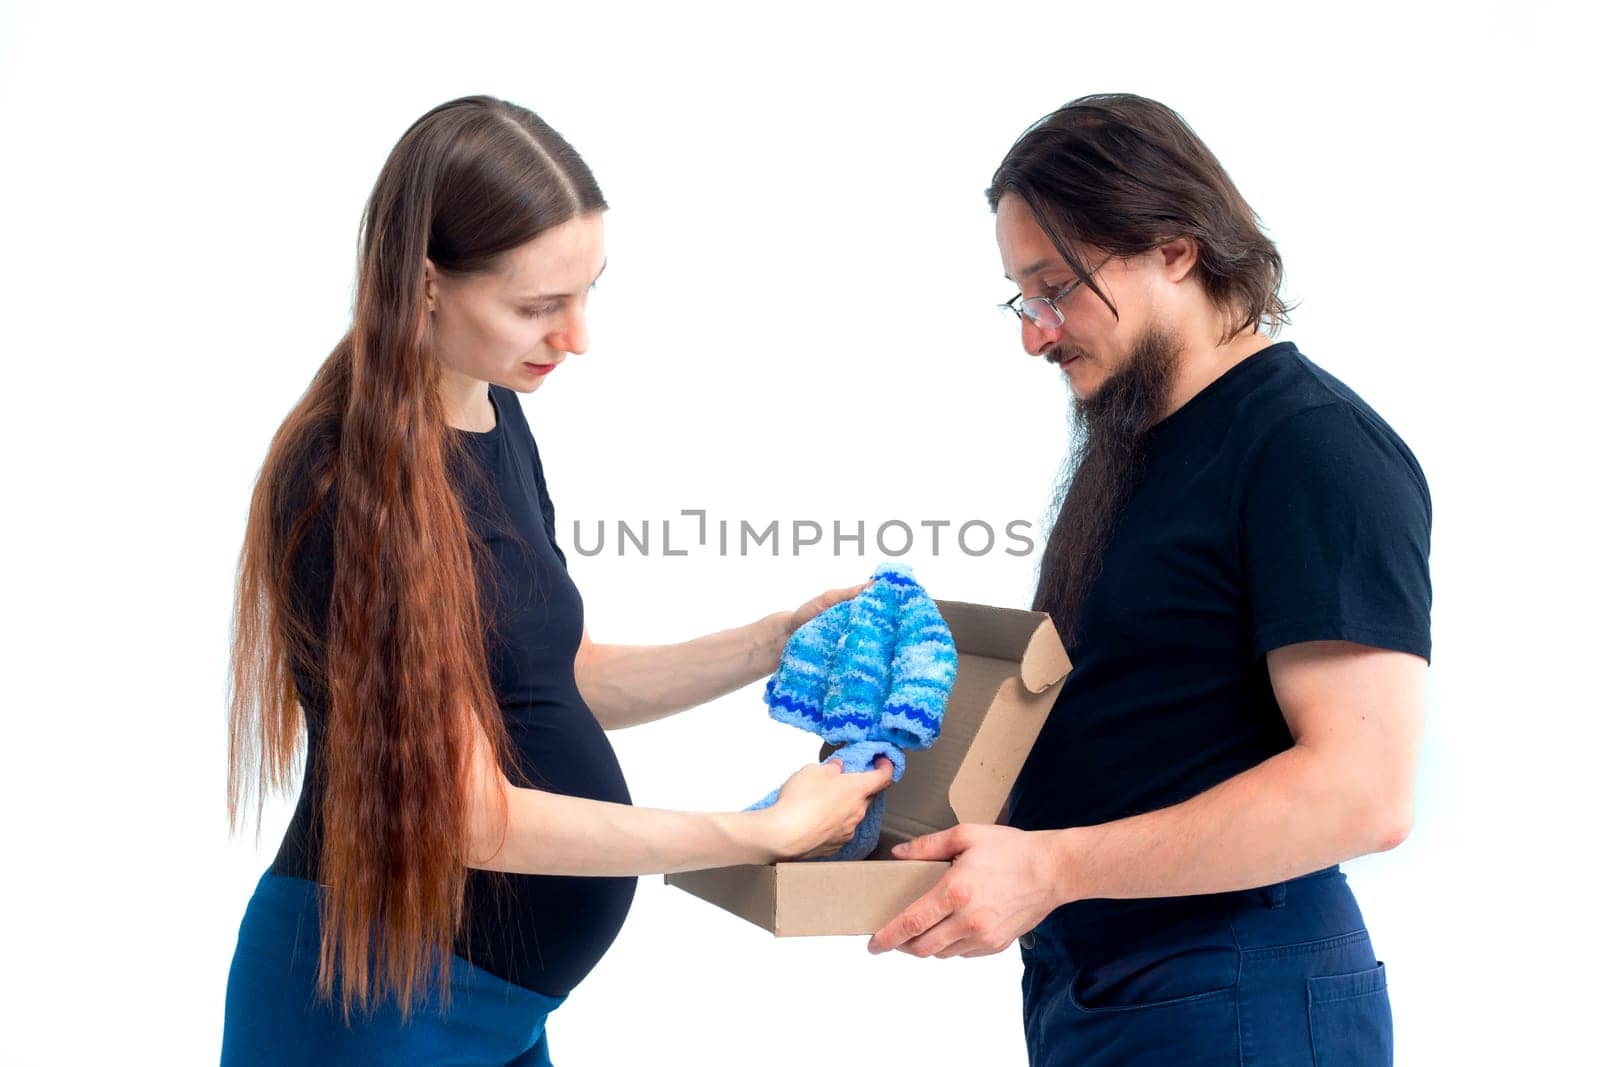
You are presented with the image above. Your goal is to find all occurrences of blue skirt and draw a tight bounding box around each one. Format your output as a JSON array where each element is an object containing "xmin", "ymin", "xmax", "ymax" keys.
[
  {"xmin": 1019, "ymin": 866, "xmax": 1392, "ymax": 1066},
  {"xmin": 221, "ymin": 868, "xmax": 567, "ymax": 1066}
]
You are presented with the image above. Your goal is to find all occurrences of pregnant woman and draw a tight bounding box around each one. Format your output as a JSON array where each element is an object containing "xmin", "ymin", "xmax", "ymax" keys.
[{"xmin": 220, "ymin": 95, "xmax": 891, "ymax": 1065}]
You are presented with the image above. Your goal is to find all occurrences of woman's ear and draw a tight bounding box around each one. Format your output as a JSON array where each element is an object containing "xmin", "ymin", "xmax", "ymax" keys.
[{"xmin": 423, "ymin": 257, "xmax": 437, "ymax": 313}]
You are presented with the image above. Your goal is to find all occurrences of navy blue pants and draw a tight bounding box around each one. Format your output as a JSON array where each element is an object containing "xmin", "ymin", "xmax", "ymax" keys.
[
  {"xmin": 221, "ymin": 869, "xmax": 567, "ymax": 1066},
  {"xmin": 1019, "ymin": 866, "xmax": 1391, "ymax": 1065}
]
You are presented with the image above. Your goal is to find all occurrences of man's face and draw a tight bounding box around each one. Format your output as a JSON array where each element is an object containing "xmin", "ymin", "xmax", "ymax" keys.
[
  {"xmin": 996, "ymin": 194, "xmax": 1156, "ymax": 400},
  {"xmin": 998, "ymin": 194, "xmax": 1188, "ymax": 645}
]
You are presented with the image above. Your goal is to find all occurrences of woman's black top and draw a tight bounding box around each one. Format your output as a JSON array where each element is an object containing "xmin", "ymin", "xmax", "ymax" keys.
[{"xmin": 269, "ymin": 383, "xmax": 636, "ymax": 997}]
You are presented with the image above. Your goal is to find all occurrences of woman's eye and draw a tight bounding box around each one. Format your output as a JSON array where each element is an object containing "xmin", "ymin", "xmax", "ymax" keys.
[{"xmin": 521, "ymin": 304, "xmax": 559, "ymax": 318}]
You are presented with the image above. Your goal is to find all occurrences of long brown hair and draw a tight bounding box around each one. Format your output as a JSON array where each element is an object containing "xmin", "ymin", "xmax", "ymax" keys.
[
  {"xmin": 227, "ymin": 95, "xmax": 606, "ymax": 1022},
  {"xmin": 987, "ymin": 93, "xmax": 1291, "ymax": 344}
]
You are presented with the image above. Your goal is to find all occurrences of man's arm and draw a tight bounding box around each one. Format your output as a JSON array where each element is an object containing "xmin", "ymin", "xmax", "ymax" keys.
[
  {"xmin": 1052, "ymin": 640, "xmax": 1425, "ymax": 898},
  {"xmin": 867, "ymin": 639, "xmax": 1426, "ymax": 957}
]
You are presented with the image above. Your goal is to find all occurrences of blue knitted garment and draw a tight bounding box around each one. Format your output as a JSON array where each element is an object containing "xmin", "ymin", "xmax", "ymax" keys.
[{"xmin": 747, "ymin": 562, "xmax": 958, "ymax": 861}]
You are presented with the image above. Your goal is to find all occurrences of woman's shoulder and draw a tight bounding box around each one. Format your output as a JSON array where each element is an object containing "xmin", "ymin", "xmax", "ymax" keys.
[
  {"xmin": 489, "ymin": 383, "xmax": 551, "ymax": 471},
  {"xmin": 489, "ymin": 383, "xmax": 534, "ymax": 437}
]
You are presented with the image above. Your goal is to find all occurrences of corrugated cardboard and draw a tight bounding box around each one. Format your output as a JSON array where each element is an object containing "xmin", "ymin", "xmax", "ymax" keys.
[{"xmin": 665, "ymin": 599, "xmax": 1071, "ymax": 936}]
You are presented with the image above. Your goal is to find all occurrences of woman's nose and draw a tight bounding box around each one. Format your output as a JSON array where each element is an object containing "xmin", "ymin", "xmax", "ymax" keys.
[{"xmin": 555, "ymin": 310, "xmax": 590, "ymax": 355}]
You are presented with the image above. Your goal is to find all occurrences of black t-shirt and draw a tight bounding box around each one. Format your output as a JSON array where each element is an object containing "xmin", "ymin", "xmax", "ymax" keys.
[
  {"xmin": 269, "ymin": 383, "xmax": 636, "ymax": 998},
  {"xmin": 1007, "ymin": 341, "xmax": 1432, "ymax": 848}
]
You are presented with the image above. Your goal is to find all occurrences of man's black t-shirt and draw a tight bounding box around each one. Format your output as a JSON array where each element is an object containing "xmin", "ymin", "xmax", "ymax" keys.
[
  {"xmin": 1007, "ymin": 342, "xmax": 1431, "ymax": 849},
  {"xmin": 269, "ymin": 383, "xmax": 636, "ymax": 998}
]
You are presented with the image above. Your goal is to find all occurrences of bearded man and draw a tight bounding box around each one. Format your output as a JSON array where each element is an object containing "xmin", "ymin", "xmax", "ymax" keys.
[{"xmin": 870, "ymin": 94, "xmax": 1430, "ymax": 1067}]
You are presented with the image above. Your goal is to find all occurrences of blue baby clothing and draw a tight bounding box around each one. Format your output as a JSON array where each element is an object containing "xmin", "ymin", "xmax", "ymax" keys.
[{"xmin": 747, "ymin": 563, "xmax": 958, "ymax": 860}]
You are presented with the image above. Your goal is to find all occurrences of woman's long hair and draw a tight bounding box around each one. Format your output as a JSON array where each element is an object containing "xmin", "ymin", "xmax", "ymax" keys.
[{"xmin": 227, "ymin": 95, "xmax": 606, "ymax": 1022}]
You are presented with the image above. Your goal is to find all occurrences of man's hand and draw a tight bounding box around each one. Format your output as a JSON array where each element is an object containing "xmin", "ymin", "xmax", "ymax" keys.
[{"xmin": 867, "ymin": 824, "xmax": 1069, "ymax": 958}]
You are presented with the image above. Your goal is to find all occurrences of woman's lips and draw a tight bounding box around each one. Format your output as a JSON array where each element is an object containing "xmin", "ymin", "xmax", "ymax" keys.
[{"xmin": 524, "ymin": 361, "xmax": 557, "ymax": 376}]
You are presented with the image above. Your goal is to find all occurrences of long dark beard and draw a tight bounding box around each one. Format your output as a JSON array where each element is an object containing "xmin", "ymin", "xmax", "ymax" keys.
[{"xmin": 1031, "ymin": 326, "xmax": 1182, "ymax": 648}]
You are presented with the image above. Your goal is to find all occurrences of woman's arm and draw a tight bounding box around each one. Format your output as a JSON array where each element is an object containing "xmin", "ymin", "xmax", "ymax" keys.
[
  {"xmin": 574, "ymin": 616, "xmax": 787, "ymax": 731},
  {"xmin": 575, "ymin": 582, "xmax": 868, "ymax": 730},
  {"xmin": 461, "ymin": 707, "xmax": 896, "ymax": 876}
]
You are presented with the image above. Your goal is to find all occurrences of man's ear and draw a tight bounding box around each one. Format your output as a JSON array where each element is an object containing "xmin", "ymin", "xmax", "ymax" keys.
[{"xmin": 1155, "ymin": 236, "xmax": 1199, "ymax": 284}]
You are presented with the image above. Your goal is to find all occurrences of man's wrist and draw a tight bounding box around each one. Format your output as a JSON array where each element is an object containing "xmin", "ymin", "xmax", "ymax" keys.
[{"xmin": 1045, "ymin": 826, "xmax": 1095, "ymax": 907}]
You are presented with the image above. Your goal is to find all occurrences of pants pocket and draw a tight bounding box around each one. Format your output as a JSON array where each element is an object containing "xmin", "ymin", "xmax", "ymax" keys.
[
  {"xmin": 1024, "ymin": 957, "xmax": 1239, "ymax": 1067},
  {"xmin": 1306, "ymin": 961, "xmax": 1392, "ymax": 1067},
  {"xmin": 1066, "ymin": 910, "xmax": 1240, "ymax": 1014}
]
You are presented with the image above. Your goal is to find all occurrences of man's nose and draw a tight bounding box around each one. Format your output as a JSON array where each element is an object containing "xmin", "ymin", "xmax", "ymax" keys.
[{"xmin": 1021, "ymin": 316, "xmax": 1061, "ymax": 357}]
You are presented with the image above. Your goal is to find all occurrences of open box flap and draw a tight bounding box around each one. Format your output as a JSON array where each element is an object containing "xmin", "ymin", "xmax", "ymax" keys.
[
  {"xmin": 938, "ymin": 600, "xmax": 1071, "ymax": 694},
  {"xmin": 822, "ymin": 602, "xmax": 1071, "ymax": 845}
]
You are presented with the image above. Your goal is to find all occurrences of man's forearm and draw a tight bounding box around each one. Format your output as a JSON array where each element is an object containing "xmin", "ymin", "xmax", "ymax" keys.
[
  {"xmin": 1048, "ymin": 743, "xmax": 1410, "ymax": 904},
  {"xmin": 577, "ymin": 612, "xmax": 791, "ymax": 729}
]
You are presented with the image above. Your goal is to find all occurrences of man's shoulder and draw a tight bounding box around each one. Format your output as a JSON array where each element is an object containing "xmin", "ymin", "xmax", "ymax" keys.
[
  {"xmin": 1229, "ymin": 344, "xmax": 1428, "ymax": 502},
  {"xmin": 1232, "ymin": 344, "xmax": 1412, "ymax": 454}
]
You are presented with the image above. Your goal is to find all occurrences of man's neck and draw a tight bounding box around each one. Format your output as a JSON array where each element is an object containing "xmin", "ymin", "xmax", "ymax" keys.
[{"xmin": 1163, "ymin": 328, "xmax": 1278, "ymax": 419}]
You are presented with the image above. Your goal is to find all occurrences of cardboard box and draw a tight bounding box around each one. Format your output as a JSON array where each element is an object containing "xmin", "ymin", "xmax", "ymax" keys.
[{"xmin": 665, "ymin": 599, "xmax": 1071, "ymax": 936}]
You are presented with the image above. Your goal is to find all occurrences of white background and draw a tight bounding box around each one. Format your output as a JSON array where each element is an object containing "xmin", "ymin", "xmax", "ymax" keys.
[{"xmin": 3, "ymin": 1, "xmax": 1595, "ymax": 1062}]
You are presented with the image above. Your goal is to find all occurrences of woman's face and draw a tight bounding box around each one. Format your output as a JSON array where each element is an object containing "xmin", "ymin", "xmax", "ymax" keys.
[{"xmin": 425, "ymin": 210, "xmax": 606, "ymax": 395}]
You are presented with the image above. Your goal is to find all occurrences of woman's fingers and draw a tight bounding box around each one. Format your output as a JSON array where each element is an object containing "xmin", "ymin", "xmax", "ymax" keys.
[
  {"xmin": 864, "ymin": 756, "xmax": 896, "ymax": 794},
  {"xmin": 769, "ymin": 754, "xmax": 898, "ymax": 860},
  {"xmin": 790, "ymin": 580, "xmax": 875, "ymax": 633}
]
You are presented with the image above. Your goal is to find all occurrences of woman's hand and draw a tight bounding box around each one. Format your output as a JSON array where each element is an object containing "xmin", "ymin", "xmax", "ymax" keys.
[
  {"xmin": 786, "ymin": 580, "xmax": 871, "ymax": 636},
  {"xmin": 760, "ymin": 756, "xmax": 896, "ymax": 861}
]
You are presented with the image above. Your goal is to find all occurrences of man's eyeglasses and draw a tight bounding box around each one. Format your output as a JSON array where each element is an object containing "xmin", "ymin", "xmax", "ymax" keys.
[{"xmin": 1000, "ymin": 256, "xmax": 1114, "ymax": 329}]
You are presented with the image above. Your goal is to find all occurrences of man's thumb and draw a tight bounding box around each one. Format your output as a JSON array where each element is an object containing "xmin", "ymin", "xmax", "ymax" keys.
[{"xmin": 890, "ymin": 828, "xmax": 960, "ymax": 861}]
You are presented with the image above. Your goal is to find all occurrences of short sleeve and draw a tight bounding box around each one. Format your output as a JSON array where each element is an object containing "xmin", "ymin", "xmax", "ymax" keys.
[
  {"xmin": 527, "ymin": 434, "xmax": 569, "ymax": 569},
  {"xmin": 1239, "ymin": 403, "xmax": 1432, "ymax": 662}
]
